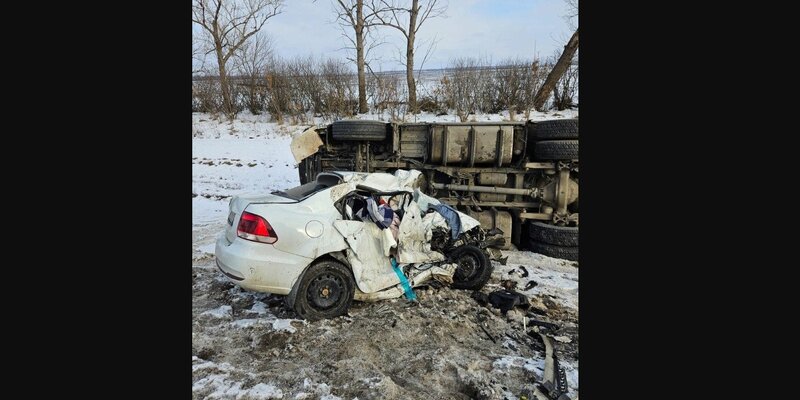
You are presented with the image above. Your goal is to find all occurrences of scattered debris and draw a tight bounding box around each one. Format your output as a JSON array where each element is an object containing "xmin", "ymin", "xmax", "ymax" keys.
[
  {"xmin": 471, "ymin": 290, "xmax": 489, "ymax": 306},
  {"xmin": 553, "ymin": 336, "xmax": 572, "ymax": 344},
  {"xmin": 524, "ymin": 280, "xmax": 539, "ymax": 291},
  {"xmin": 526, "ymin": 318, "xmax": 560, "ymax": 331},
  {"xmin": 488, "ymin": 289, "xmax": 530, "ymax": 315},
  {"xmin": 479, "ymin": 323, "xmax": 497, "ymax": 343},
  {"xmin": 501, "ymin": 279, "xmax": 518, "ymax": 290}
]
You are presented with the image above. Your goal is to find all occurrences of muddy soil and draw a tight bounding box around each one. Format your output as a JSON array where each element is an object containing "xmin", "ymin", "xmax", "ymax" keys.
[{"xmin": 192, "ymin": 224, "xmax": 578, "ymax": 400}]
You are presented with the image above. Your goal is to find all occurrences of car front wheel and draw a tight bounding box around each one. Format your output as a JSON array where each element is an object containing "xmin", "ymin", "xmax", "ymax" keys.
[{"xmin": 449, "ymin": 245, "xmax": 493, "ymax": 290}]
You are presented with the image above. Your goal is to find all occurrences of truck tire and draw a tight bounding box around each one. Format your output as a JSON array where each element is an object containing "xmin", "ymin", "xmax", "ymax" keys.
[
  {"xmin": 532, "ymin": 119, "xmax": 578, "ymax": 139},
  {"xmin": 529, "ymin": 241, "xmax": 578, "ymax": 261},
  {"xmin": 534, "ymin": 140, "xmax": 579, "ymax": 160},
  {"xmin": 528, "ymin": 221, "xmax": 579, "ymax": 247},
  {"xmin": 331, "ymin": 120, "xmax": 387, "ymax": 141}
]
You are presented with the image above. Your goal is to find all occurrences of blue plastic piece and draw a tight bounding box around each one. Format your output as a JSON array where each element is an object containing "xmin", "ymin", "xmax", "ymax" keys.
[{"xmin": 390, "ymin": 257, "xmax": 417, "ymax": 301}]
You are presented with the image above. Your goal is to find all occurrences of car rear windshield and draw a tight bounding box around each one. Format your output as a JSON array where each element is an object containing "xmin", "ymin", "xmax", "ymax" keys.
[{"xmin": 272, "ymin": 174, "xmax": 341, "ymax": 200}]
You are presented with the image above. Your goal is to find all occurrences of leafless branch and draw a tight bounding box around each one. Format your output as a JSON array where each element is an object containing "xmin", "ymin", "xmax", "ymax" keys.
[{"xmin": 191, "ymin": 0, "xmax": 284, "ymax": 117}]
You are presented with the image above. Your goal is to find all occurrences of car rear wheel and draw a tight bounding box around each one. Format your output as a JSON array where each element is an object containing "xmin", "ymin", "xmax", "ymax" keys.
[
  {"xmin": 288, "ymin": 260, "xmax": 355, "ymax": 321},
  {"xmin": 449, "ymin": 245, "xmax": 493, "ymax": 290}
]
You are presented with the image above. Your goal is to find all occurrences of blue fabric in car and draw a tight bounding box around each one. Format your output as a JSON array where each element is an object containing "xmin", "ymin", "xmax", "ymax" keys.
[{"xmin": 428, "ymin": 203, "xmax": 463, "ymax": 240}]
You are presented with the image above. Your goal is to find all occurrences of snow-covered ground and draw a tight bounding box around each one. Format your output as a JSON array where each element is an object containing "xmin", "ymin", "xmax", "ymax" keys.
[{"xmin": 192, "ymin": 110, "xmax": 579, "ymax": 399}]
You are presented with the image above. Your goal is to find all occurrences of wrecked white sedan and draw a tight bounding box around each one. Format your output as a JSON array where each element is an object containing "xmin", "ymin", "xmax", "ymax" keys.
[{"xmin": 215, "ymin": 170, "xmax": 501, "ymax": 320}]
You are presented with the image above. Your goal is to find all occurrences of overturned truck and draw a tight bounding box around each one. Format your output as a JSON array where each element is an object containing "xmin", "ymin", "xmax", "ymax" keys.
[{"xmin": 291, "ymin": 119, "xmax": 579, "ymax": 261}]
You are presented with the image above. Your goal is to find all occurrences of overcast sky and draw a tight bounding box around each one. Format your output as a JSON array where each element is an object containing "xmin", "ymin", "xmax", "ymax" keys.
[{"xmin": 196, "ymin": 0, "xmax": 576, "ymax": 71}]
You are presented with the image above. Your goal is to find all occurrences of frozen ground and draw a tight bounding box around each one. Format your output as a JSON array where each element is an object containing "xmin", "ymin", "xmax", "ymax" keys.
[{"xmin": 192, "ymin": 111, "xmax": 579, "ymax": 399}]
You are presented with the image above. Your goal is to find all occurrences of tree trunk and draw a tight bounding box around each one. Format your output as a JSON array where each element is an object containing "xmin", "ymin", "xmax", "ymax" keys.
[
  {"xmin": 215, "ymin": 44, "xmax": 234, "ymax": 118},
  {"xmin": 533, "ymin": 28, "xmax": 579, "ymax": 112},
  {"xmin": 356, "ymin": 0, "xmax": 368, "ymax": 114},
  {"xmin": 406, "ymin": 0, "xmax": 418, "ymax": 114}
]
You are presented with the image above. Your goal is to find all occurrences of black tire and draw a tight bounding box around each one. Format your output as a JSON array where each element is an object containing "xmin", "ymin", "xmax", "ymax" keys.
[
  {"xmin": 532, "ymin": 119, "xmax": 578, "ymax": 139},
  {"xmin": 331, "ymin": 120, "xmax": 388, "ymax": 141},
  {"xmin": 288, "ymin": 260, "xmax": 355, "ymax": 321},
  {"xmin": 528, "ymin": 222, "xmax": 579, "ymax": 247},
  {"xmin": 529, "ymin": 241, "xmax": 578, "ymax": 261},
  {"xmin": 449, "ymin": 245, "xmax": 493, "ymax": 290},
  {"xmin": 534, "ymin": 140, "xmax": 579, "ymax": 160}
]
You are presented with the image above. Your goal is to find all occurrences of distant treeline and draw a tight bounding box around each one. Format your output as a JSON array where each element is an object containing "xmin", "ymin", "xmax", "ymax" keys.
[{"xmin": 192, "ymin": 56, "xmax": 578, "ymax": 122}]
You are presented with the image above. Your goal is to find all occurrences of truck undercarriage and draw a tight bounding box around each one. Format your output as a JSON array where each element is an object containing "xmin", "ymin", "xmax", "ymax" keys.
[{"xmin": 292, "ymin": 118, "xmax": 579, "ymax": 260}]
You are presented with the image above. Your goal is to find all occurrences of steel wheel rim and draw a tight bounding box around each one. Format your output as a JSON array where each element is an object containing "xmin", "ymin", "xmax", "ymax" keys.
[
  {"xmin": 454, "ymin": 253, "xmax": 479, "ymax": 281},
  {"xmin": 307, "ymin": 273, "xmax": 344, "ymax": 310}
]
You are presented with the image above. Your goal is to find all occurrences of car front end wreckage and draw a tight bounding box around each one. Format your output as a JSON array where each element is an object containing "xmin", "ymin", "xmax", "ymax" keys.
[{"xmin": 216, "ymin": 169, "xmax": 506, "ymax": 320}]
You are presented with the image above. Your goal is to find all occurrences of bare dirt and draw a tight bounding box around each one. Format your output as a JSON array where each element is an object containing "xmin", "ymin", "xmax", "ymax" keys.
[{"xmin": 192, "ymin": 224, "xmax": 579, "ymax": 400}]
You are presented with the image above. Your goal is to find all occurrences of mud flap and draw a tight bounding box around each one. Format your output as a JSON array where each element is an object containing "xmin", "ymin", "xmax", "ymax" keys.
[
  {"xmin": 529, "ymin": 330, "xmax": 571, "ymax": 400},
  {"xmin": 290, "ymin": 126, "xmax": 324, "ymax": 164}
]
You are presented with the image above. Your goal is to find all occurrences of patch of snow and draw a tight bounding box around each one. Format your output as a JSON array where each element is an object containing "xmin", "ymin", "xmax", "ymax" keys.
[
  {"xmin": 230, "ymin": 318, "xmax": 267, "ymax": 328},
  {"xmin": 561, "ymin": 359, "xmax": 580, "ymax": 395},
  {"xmin": 193, "ymin": 360, "xmax": 235, "ymax": 373},
  {"xmin": 193, "ymin": 373, "xmax": 244, "ymax": 398},
  {"xmin": 198, "ymin": 242, "xmax": 216, "ymax": 254},
  {"xmin": 202, "ymin": 305, "xmax": 232, "ymax": 318},
  {"xmin": 245, "ymin": 301, "xmax": 269, "ymax": 315},
  {"xmin": 272, "ymin": 319, "xmax": 300, "ymax": 333},
  {"xmin": 492, "ymin": 355, "xmax": 543, "ymax": 374},
  {"xmin": 193, "ymin": 196, "xmax": 229, "ymax": 226},
  {"xmin": 192, "ymin": 358, "xmax": 284, "ymax": 399},
  {"xmin": 494, "ymin": 250, "xmax": 579, "ymax": 309},
  {"xmin": 240, "ymin": 383, "xmax": 284, "ymax": 399},
  {"xmin": 300, "ymin": 379, "xmax": 340, "ymax": 399}
]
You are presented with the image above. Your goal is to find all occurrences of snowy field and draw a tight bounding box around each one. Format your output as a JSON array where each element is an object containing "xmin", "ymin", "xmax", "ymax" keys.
[{"xmin": 192, "ymin": 110, "xmax": 579, "ymax": 399}]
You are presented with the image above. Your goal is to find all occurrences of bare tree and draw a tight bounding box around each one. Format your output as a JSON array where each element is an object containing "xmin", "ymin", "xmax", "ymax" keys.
[
  {"xmin": 369, "ymin": 0, "xmax": 447, "ymax": 114},
  {"xmin": 263, "ymin": 56, "xmax": 294, "ymax": 123},
  {"xmin": 564, "ymin": 0, "xmax": 578, "ymax": 29},
  {"xmin": 551, "ymin": 50, "xmax": 578, "ymax": 110},
  {"xmin": 192, "ymin": 0, "xmax": 284, "ymax": 118},
  {"xmin": 331, "ymin": 0, "xmax": 385, "ymax": 114},
  {"xmin": 233, "ymin": 33, "xmax": 273, "ymax": 114},
  {"xmin": 192, "ymin": 34, "xmax": 206, "ymax": 75},
  {"xmin": 532, "ymin": 28, "xmax": 578, "ymax": 111}
]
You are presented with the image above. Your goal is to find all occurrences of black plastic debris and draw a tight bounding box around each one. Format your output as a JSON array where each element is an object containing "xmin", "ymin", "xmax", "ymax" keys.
[
  {"xmin": 471, "ymin": 290, "xmax": 489, "ymax": 306},
  {"xmin": 524, "ymin": 280, "xmax": 538, "ymax": 291},
  {"xmin": 488, "ymin": 289, "xmax": 530, "ymax": 315},
  {"xmin": 525, "ymin": 318, "xmax": 560, "ymax": 331}
]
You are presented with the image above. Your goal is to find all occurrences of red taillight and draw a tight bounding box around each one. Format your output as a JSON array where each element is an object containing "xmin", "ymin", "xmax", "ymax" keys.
[{"xmin": 237, "ymin": 211, "xmax": 278, "ymax": 244}]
